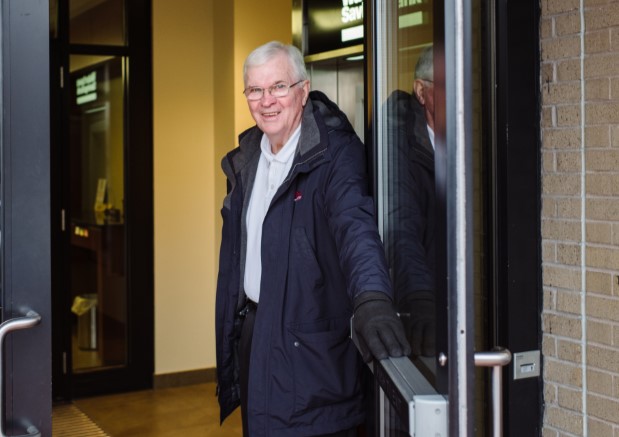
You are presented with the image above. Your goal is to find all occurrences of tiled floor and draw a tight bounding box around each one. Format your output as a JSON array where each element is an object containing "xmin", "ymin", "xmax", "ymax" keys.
[{"xmin": 70, "ymin": 383, "xmax": 242, "ymax": 437}]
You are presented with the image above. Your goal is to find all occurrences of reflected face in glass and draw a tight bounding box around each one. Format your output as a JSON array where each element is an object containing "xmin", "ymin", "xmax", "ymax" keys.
[
  {"xmin": 245, "ymin": 54, "xmax": 309, "ymax": 153},
  {"xmin": 414, "ymin": 79, "xmax": 435, "ymax": 130}
]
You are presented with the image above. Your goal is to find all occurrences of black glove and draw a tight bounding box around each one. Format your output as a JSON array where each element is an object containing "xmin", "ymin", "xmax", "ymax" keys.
[
  {"xmin": 397, "ymin": 291, "xmax": 436, "ymax": 357},
  {"xmin": 353, "ymin": 291, "xmax": 412, "ymax": 362}
]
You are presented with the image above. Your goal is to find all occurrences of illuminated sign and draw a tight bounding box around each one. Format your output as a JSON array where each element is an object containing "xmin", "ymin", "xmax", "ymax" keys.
[
  {"xmin": 76, "ymin": 71, "xmax": 97, "ymax": 105},
  {"xmin": 342, "ymin": 0, "xmax": 363, "ymax": 23},
  {"xmin": 306, "ymin": 0, "xmax": 364, "ymax": 55}
]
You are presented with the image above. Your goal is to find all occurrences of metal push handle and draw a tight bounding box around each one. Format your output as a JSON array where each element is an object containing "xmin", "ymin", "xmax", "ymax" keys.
[
  {"xmin": 474, "ymin": 348, "xmax": 511, "ymax": 437},
  {"xmin": 0, "ymin": 311, "xmax": 42, "ymax": 437}
]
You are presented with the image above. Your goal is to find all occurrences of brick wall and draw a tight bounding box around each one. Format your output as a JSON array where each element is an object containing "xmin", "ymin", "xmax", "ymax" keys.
[{"xmin": 541, "ymin": 0, "xmax": 619, "ymax": 436}]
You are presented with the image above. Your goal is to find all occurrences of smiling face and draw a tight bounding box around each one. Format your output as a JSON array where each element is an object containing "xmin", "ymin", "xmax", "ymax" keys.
[{"xmin": 245, "ymin": 53, "xmax": 310, "ymax": 153}]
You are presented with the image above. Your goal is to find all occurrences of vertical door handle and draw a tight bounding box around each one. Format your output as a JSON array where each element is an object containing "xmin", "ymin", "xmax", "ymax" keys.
[
  {"xmin": 474, "ymin": 347, "xmax": 511, "ymax": 437},
  {"xmin": 0, "ymin": 311, "xmax": 42, "ymax": 437}
]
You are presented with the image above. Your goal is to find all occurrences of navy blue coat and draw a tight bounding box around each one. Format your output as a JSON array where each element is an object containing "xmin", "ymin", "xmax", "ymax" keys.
[{"xmin": 216, "ymin": 91, "xmax": 392, "ymax": 436}]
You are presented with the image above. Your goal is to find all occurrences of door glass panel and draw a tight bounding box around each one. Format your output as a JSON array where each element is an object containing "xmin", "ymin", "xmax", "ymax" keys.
[
  {"xmin": 373, "ymin": 0, "xmax": 487, "ymax": 434},
  {"xmin": 70, "ymin": 0, "xmax": 125, "ymax": 46},
  {"xmin": 69, "ymin": 55, "xmax": 127, "ymax": 372},
  {"xmin": 377, "ymin": 0, "xmax": 437, "ymax": 382}
]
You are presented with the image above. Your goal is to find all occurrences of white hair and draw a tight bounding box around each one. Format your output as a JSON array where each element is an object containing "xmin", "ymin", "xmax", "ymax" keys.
[{"xmin": 243, "ymin": 41, "xmax": 308, "ymax": 86}]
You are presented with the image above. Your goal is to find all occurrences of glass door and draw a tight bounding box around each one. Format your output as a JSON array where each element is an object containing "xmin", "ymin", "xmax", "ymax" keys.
[{"xmin": 367, "ymin": 0, "xmax": 498, "ymax": 435}]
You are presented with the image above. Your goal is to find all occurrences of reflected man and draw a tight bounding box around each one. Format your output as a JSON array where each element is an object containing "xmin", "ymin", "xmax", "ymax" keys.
[{"xmin": 385, "ymin": 45, "xmax": 436, "ymax": 358}]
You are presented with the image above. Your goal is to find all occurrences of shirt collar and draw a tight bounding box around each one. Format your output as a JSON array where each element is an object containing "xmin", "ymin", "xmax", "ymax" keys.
[
  {"xmin": 427, "ymin": 124, "xmax": 435, "ymax": 150},
  {"xmin": 260, "ymin": 124, "xmax": 302, "ymax": 164}
]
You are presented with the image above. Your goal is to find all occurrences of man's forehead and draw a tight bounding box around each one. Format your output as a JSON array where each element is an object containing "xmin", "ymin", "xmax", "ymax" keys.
[{"xmin": 247, "ymin": 56, "xmax": 292, "ymax": 79}]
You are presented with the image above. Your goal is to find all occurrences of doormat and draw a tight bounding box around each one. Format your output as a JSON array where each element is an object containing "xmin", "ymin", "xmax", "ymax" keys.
[{"xmin": 52, "ymin": 404, "xmax": 109, "ymax": 437}]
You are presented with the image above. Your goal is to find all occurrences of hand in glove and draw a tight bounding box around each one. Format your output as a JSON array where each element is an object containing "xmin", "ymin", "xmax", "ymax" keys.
[
  {"xmin": 397, "ymin": 291, "xmax": 436, "ymax": 357},
  {"xmin": 353, "ymin": 291, "xmax": 412, "ymax": 362}
]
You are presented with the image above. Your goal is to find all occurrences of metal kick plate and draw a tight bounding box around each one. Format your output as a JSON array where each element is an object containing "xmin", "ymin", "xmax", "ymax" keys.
[{"xmin": 513, "ymin": 350, "xmax": 541, "ymax": 380}]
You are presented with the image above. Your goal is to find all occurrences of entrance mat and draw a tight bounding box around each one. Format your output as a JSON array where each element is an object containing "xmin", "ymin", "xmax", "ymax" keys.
[{"xmin": 52, "ymin": 404, "xmax": 109, "ymax": 437}]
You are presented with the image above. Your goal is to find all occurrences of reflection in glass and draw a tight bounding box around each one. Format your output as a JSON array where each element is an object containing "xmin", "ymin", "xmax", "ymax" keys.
[
  {"xmin": 376, "ymin": 0, "xmax": 437, "ymax": 382},
  {"xmin": 385, "ymin": 44, "xmax": 436, "ymax": 361},
  {"xmin": 69, "ymin": 55, "xmax": 127, "ymax": 372},
  {"xmin": 70, "ymin": 0, "xmax": 125, "ymax": 46},
  {"xmin": 375, "ymin": 0, "xmax": 488, "ymax": 433}
]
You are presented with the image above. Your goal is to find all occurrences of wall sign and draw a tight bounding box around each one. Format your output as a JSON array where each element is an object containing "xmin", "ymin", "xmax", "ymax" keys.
[
  {"xmin": 76, "ymin": 70, "xmax": 97, "ymax": 105},
  {"xmin": 306, "ymin": 0, "xmax": 364, "ymax": 55}
]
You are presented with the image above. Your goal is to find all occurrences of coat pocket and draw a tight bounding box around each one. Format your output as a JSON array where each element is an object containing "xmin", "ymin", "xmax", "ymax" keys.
[
  {"xmin": 290, "ymin": 227, "xmax": 325, "ymax": 295},
  {"xmin": 287, "ymin": 317, "xmax": 362, "ymax": 415}
]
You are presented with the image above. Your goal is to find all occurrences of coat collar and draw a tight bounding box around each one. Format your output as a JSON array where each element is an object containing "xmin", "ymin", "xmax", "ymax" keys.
[{"xmin": 224, "ymin": 90, "xmax": 355, "ymax": 185}]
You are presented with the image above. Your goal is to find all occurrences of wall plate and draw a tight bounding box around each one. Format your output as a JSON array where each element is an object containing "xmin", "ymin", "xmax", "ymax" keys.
[{"xmin": 513, "ymin": 350, "xmax": 541, "ymax": 380}]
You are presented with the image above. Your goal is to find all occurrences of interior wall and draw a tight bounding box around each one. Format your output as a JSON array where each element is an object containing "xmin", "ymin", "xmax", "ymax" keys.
[
  {"xmin": 152, "ymin": 0, "xmax": 216, "ymax": 374},
  {"xmin": 153, "ymin": 0, "xmax": 291, "ymax": 375},
  {"xmin": 234, "ymin": 0, "xmax": 293, "ymax": 137}
]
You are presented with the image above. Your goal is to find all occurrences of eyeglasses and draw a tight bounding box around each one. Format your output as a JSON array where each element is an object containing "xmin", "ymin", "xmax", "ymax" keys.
[{"xmin": 243, "ymin": 80, "xmax": 305, "ymax": 101}]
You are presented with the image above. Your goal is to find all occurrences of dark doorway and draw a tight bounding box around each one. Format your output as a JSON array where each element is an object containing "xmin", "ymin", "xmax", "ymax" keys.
[{"xmin": 51, "ymin": 0, "xmax": 154, "ymax": 399}]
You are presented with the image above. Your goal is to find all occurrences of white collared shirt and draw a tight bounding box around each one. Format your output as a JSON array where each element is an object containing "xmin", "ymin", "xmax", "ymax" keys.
[
  {"xmin": 244, "ymin": 125, "xmax": 301, "ymax": 302},
  {"xmin": 427, "ymin": 124, "xmax": 435, "ymax": 150}
]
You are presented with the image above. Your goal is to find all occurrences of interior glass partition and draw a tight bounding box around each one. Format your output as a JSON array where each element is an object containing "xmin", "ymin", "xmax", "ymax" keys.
[
  {"xmin": 69, "ymin": 55, "xmax": 127, "ymax": 372},
  {"xmin": 69, "ymin": 0, "xmax": 125, "ymax": 45}
]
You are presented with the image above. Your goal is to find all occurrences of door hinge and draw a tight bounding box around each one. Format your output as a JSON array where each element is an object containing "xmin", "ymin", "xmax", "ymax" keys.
[
  {"xmin": 60, "ymin": 65, "xmax": 64, "ymax": 88},
  {"xmin": 61, "ymin": 209, "xmax": 66, "ymax": 231},
  {"xmin": 62, "ymin": 352, "xmax": 67, "ymax": 374}
]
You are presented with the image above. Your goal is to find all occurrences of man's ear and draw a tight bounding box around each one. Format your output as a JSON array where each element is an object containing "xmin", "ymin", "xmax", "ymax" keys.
[
  {"xmin": 413, "ymin": 79, "xmax": 426, "ymax": 105},
  {"xmin": 302, "ymin": 80, "xmax": 311, "ymax": 105}
]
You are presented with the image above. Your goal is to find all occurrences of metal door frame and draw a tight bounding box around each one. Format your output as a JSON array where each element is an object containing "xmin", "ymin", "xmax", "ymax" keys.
[{"xmin": 442, "ymin": 0, "xmax": 474, "ymax": 433}]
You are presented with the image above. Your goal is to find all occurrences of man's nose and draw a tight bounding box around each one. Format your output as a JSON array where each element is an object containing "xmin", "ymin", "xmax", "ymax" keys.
[{"xmin": 260, "ymin": 91, "xmax": 277, "ymax": 104}]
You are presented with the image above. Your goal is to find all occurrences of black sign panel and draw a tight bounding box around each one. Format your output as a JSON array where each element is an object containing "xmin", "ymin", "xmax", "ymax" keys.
[{"xmin": 306, "ymin": 0, "xmax": 364, "ymax": 55}]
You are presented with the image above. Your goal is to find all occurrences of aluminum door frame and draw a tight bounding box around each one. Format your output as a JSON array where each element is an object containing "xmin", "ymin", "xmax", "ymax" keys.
[{"xmin": 442, "ymin": 0, "xmax": 474, "ymax": 434}]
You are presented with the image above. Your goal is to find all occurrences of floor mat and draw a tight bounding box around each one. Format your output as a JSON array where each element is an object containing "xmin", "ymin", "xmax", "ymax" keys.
[{"xmin": 52, "ymin": 404, "xmax": 110, "ymax": 437}]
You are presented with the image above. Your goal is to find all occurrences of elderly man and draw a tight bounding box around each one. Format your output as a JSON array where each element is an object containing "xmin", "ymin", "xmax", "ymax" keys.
[{"xmin": 215, "ymin": 41, "xmax": 410, "ymax": 436}]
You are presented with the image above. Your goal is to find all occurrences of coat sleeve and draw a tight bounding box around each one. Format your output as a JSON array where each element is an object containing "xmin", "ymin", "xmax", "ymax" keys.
[{"xmin": 322, "ymin": 133, "xmax": 393, "ymax": 301}]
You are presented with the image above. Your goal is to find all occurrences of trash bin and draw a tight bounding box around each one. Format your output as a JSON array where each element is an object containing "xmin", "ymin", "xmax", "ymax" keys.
[{"xmin": 71, "ymin": 294, "xmax": 98, "ymax": 350}]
